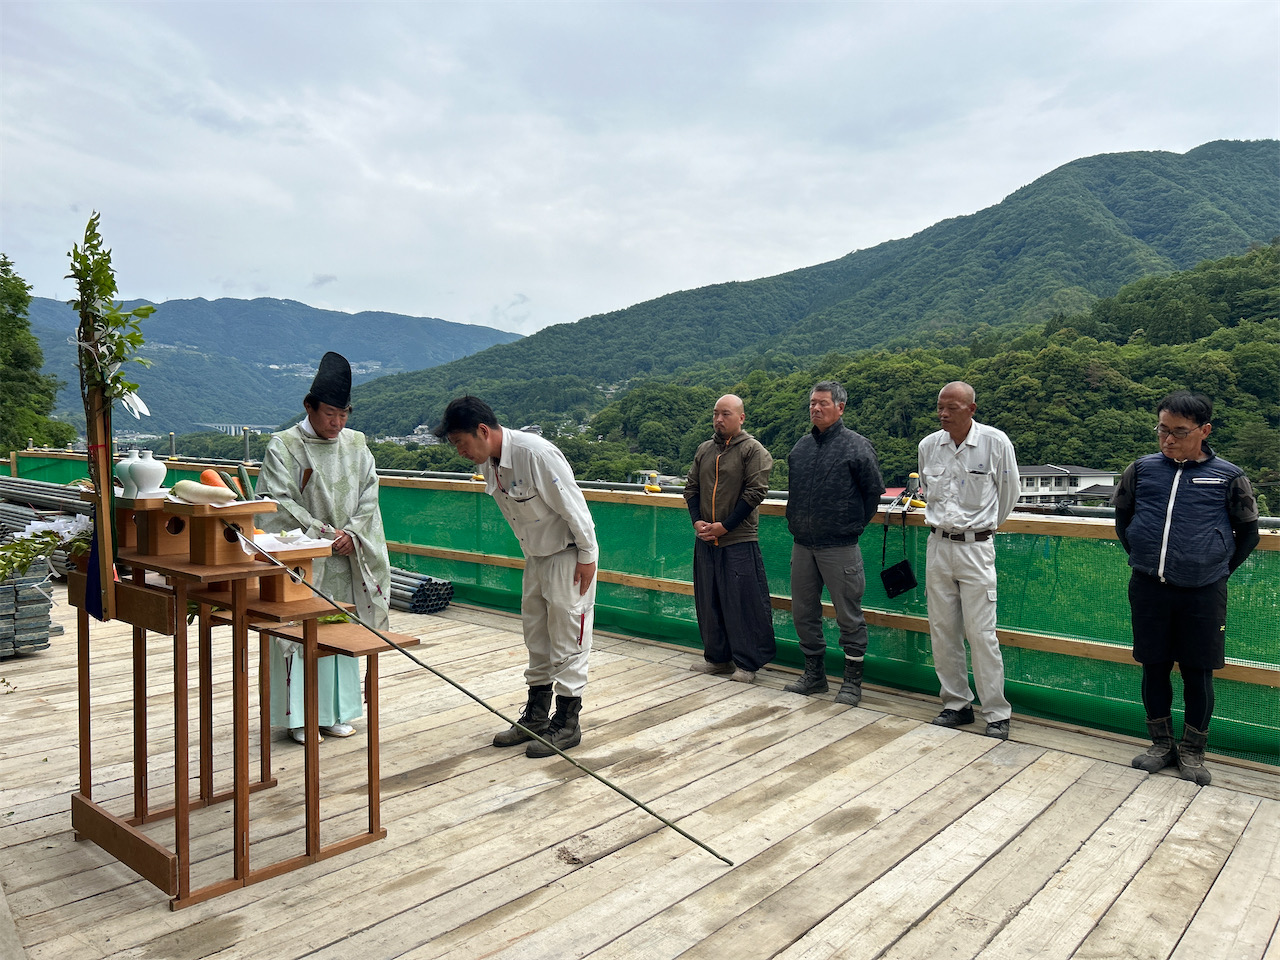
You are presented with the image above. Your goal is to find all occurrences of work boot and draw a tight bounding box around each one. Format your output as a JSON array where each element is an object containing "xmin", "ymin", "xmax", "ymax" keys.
[
  {"xmin": 833, "ymin": 658, "xmax": 864, "ymax": 706},
  {"xmin": 1131, "ymin": 717, "xmax": 1179, "ymax": 773},
  {"xmin": 784, "ymin": 655, "xmax": 829, "ymax": 696},
  {"xmin": 526, "ymin": 695, "xmax": 583, "ymax": 758},
  {"xmin": 1177, "ymin": 724, "xmax": 1212, "ymax": 786},
  {"xmin": 493, "ymin": 684, "xmax": 553, "ymax": 747}
]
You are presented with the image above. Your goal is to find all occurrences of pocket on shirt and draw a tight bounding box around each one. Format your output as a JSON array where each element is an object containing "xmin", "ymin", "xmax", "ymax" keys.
[
  {"xmin": 961, "ymin": 472, "xmax": 994, "ymax": 511},
  {"xmin": 512, "ymin": 490, "xmax": 552, "ymax": 523},
  {"xmin": 921, "ymin": 469, "xmax": 945, "ymax": 497}
]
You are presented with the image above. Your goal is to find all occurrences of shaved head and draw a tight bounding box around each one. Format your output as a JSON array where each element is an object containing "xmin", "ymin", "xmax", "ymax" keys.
[
  {"xmin": 939, "ymin": 381, "xmax": 975, "ymax": 405},
  {"xmin": 937, "ymin": 381, "xmax": 977, "ymax": 443},
  {"xmin": 713, "ymin": 394, "xmax": 746, "ymax": 441}
]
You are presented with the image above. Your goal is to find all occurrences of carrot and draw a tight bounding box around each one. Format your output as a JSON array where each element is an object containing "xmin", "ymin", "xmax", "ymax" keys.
[{"xmin": 200, "ymin": 468, "xmax": 229, "ymax": 488}]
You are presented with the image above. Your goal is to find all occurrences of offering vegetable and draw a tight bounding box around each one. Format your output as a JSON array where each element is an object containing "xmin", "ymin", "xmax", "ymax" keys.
[{"xmin": 172, "ymin": 479, "xmax": 238, "ymax": 504}]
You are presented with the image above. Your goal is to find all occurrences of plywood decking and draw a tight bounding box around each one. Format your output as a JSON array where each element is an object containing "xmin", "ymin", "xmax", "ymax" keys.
[{"xmin": 1, "ymin": 587, "xmax": 1277, "ymax": 960}]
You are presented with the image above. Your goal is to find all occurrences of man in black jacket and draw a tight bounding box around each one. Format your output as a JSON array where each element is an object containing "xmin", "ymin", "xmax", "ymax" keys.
[
  {"xmin": 1114, "ymin": 391, "xmax": 1259, "ymax": 786},
  {"xmin": 784, "ymin": 381, "xmax": 885, "ymax": 705}
]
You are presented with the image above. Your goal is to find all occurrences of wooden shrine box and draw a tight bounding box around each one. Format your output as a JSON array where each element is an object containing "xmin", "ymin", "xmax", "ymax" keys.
[
  {"xmin": 114, "ymin": 505, "xmax": 138, "ymax": 550},
  {"xmin": 129, "ymin": 497, "xmax": 191, "ymax": 557},
  {"xmin": 257, "ymin": 550, "xmax": 319, "ymax": 603},
  {"xmin": 91, "ymin": 494, "xmax": 184, "ymax": 557},
  {"xmin": 165, "ymin": 500, "xmax": 277, "ymax": 567}
]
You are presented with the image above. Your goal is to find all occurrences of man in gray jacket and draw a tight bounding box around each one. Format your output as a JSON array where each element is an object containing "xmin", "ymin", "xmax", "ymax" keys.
[{"xmin": 785, "ymin": 381, "xmax": 885, "ymax": 705}]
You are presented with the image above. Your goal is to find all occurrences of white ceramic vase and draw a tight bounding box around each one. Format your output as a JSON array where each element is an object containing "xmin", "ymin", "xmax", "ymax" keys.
[
  {"xmin": 114, "ymin": 449, "xmax": 140, "ymax": 498},
  {"xmin": 130, "ymin": 449, "xmax": 168, "ymax": 497}
]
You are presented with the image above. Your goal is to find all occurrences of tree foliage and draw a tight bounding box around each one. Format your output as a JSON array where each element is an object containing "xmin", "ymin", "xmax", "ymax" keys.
[
  {"xmin": 0, "ymin": 255, "xmax": 75, "ymax": 451},
  {"xmin": 546, "ymin": 247, "xmax": 1280, "ymax": 500},
  {"xmin": 352, "ymin": 140, "xmax": 1278, "ymax": 435}
]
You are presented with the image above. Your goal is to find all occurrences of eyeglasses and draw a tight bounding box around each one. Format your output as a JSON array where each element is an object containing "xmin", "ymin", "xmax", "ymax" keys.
[{"xmin": 1155, "ymin": 425, "xmax": 1202, "ymax": 439}]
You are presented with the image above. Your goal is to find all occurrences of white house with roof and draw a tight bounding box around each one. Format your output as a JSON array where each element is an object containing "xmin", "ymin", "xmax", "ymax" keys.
[{"xmin": 1017, "ymin": 464, "xmax": 1118, "ymax": 505}]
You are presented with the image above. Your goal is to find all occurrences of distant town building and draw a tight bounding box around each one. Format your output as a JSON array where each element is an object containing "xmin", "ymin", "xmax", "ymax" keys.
[
  {"xmin": 375, "ymin": 424, "xmax": 441, "ymax": 446},
  {"xmin": 195, "ymin": 424, "xmax": 278, "ymax": 436},
  {"xmin": 1017, "ymin": 464, "xmax": 1118, "ymax": 505}
]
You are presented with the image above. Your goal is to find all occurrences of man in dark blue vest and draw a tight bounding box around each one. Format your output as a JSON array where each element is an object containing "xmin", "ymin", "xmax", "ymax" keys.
[{"xmin": 1114, "ymin": 391, "xmax": 1259, "ymax": 786}]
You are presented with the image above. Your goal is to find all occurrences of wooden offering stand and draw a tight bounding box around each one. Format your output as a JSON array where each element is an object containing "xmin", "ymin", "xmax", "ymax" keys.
[
  {"xmin": 112, "ymin": 493, "xmax": 189, "ymax": 556},
  {"xmin": 69, "ymin": 495, "xmax": 418, "ymax": 909}
]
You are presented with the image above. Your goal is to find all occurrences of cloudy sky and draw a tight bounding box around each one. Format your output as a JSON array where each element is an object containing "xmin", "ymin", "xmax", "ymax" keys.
[{"xmin": 2, "ymin": 1, "xmax": 1276, "ymax": 336}]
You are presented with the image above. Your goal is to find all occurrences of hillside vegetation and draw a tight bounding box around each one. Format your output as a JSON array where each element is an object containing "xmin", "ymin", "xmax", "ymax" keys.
[
  {"xmin": 352, "ymin": 139, "xmax": 1279, "ymax": 435},
  {"xmin": 28, "ymin": 296, "xmax": 519, "ymax": 434},
  {"xmin": 298, "ymin": 244, "xmax": 1276, "ymax": 507}
]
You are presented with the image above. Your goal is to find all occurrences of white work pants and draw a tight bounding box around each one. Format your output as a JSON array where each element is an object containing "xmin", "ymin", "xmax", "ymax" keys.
[
  {"xmin": 925, "ymin": 535, "xmax": 1011, "ymax": 722},
  {"xmin": 522, "ymin": 548, "xmax": 595, "ymax": 698}
]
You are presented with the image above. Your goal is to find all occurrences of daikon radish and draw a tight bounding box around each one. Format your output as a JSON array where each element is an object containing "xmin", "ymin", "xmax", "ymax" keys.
[{"xmin": 173, "ymin": 479, "xmax": 238, "ymax": 504}]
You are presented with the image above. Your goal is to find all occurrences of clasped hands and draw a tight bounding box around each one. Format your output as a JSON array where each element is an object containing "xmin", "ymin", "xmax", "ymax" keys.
[{"xmin": 693, "ymin": 520, "xmax": 727, "ymax": 542}]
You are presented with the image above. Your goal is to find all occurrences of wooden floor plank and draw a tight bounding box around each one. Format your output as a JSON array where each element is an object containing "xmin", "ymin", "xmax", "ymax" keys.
[
  {"xmin": 504, "ymin": 731, "xmax": 1015, "ymax": 960},
  {"xmin": 191, "ymin": 693, "xmax": 867, "ymax": 960},
  {"xmin": 1169, "ymin": 797, "xmax": 1280, "ymax": 960},
  {"xmin": 300, "ymin": 704, "xmax": 887, "ymax": 960},
  {"xmin": 392, "ymin": 715, "xmax": 930, "ymax": 960},
  {"xmin": 1074, "ymin": 786, "xmax": 1261, "ymax": 960},
  {"xmin": 777, "ymin": 749, "xmax": 1098, "ymax": 960},
  {"xmin": 2, "ymin": 591, "xmax": 1278, "ymax": 960},
  {"xmin": 978, "ymin": 775, "xmax": 1199, "ymax": 959},
  {"xmin": 877, "ymin": 761, "xmax": 1158, "ymax": 960}
]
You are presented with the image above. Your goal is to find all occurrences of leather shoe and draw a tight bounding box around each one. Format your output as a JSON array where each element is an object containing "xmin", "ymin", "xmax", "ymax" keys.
[
  {"xmin": 931, "ymin": 706, "xmax": 975, "ymax": 728},
  {"xmin": 729, "ymin": 668, "xmax": 756, "ymax": 683},
  {"xmin": 985, "ymin": 719, "xmax": 1010, "ymax": 740}
]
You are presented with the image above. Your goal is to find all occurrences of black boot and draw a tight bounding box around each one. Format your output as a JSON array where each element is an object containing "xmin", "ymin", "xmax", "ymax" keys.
[
  {"xmin": 784, "ymin": 654, "xmax": 829, "ymax": 696},
  {"xmin": 526, "ymin": 695, "xmax": 582, "ymax": 758},
  {"xmin": 1131, "ymin": 717, "xmax": 1179, "ymax": 773},
  {"xmin": 1177, "ymin": 724, "xmax": 1212, "ymax": 786},
  {"xmin": 493, "ymin": 684, "xmax": 553, "ymax": 747},
  {"xmin": 833, "ymin": 658, "xmax": 864, "ymax": 706}
]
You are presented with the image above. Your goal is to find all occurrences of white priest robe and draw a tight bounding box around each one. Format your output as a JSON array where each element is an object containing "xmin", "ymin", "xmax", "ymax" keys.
[{"xmin": 257, "ymin": 420, "xmax": 392, "ymax": 728}]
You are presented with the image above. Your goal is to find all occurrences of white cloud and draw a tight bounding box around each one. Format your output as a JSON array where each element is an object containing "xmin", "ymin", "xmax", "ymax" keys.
[{"xmin": 2, "ymin": 1, "xmax": 1276, "ymax": 336}]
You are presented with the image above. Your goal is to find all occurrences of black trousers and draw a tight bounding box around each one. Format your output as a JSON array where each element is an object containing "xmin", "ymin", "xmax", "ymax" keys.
[
  {"xmin": 693, "ymin": 539, "xmax": 777, "ymax": 671},
  {"xmin": 1129, "ymin": 571, "xmax": 1228, "ymax": 731},
  {"xmin": 1128, "ymin": 571, "xmax": 1228, "ymax": 669}
]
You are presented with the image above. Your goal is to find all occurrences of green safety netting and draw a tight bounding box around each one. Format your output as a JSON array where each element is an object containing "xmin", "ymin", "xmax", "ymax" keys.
[
  {"xmin": 380, "ymin": 485, "xmax": 1278, "ymax": 765},
  {"xmin": 14, "ymin": 454, "xmax": 1278, "ymax": 765}
]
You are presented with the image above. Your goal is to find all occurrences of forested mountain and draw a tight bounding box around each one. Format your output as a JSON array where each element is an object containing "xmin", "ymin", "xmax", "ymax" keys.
[
  {"xmin": 352, "ymin": 139, "xmax": 1278, "ymax": 436},
  {"xmin": 282, "ymin": 244, "xmax": 1275, "ymax": 507},
  {"xmin": 28, "ymin": 297, "xmax": 519, "ymax": 434},
  {"xmin": 593, "ymin": 243, "xmax": 1280, "ymax": 493}
]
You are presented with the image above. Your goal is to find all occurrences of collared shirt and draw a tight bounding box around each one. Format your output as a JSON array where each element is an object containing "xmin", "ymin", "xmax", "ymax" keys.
[
  {"xmin": 918, "ymin": 421, "xmax": 1020, "ymax": 534},
  {"xmin": 481, "ymin": 428, "xmax": 599, "ymax": 563}
]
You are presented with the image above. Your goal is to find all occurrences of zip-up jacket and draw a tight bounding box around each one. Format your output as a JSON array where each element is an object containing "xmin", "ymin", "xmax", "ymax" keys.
[
  {"xmin": 786, "ymin": 420, "xmax": 884, "ymax": 550},
  {"xmin": 684, "ymin": 430, "xmax": 773, "ymax": 547},
  {"xmin": 1114, "ymin": 446, "xmax": 1259, "ymax": 588}
]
